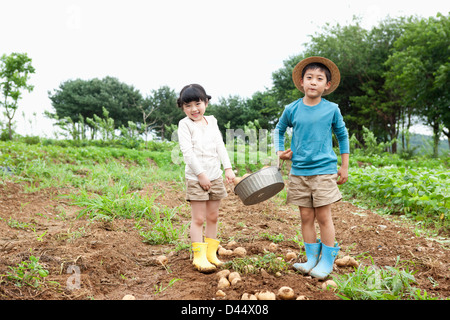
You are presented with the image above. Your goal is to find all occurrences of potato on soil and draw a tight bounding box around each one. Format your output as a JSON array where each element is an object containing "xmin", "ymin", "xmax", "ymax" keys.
[
  {"xmin": 285, "ymin": 251, "xmax": 297, "ymax": 261},
  {"xmin": 335, "ymin": 255, "xmax": 359, "ymax": 268},
  {"xmin": 156, "ymin": 255, "xmax": 168, "ymax": 266},
  {"xmin": 216, "ymin": 290, "xmax": 226, "ymax": 297},
  {"xmin": 218, "ymin": 277, "xmax": 230, "ymax": 289},
  {"xmin": 216, "ymin": 269, "xmax": 230, "ymax": 279},
  {"xmin": 226, "ymin": 240, "xmax": 238, "ymax": 249},
  {"xmin": 268, "ymin": 243, "xmax": 278, "ymax": 252},
  {"xmin": 233, "ymin": 247, "xmax": 247, "ymax": 257},
  {"xmin": 228, "ymin": 272, "xmax": 241, "ymax": 283},
  {"xmin": 256, "ymin": 290, "xmax": 276, "ymax": 300},
  {"xmin": 122, "ymin": 294, "xmax": 136, "ymax": 300},
  {"xmin": 218, "ymin": 247, "xmax": 233, "ymax": 256},
  {"xmin": 277, "ymin": 286, "xmax": 295, "ymax": 300},
  {"xmin": 241, "ymin": 293, "xmax": 257, "ymax": 300},
  {"xmin": 322, "ymin": 280, "xmax": 337, "ymax": 290}
]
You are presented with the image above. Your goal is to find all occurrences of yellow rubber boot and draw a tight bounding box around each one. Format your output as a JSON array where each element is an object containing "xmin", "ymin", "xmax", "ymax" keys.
[
  {"xmin": 192, "ymin": 242, "xmax": 216, "ymax": 273},
  {"xmin": 205, "ymin": 238, "xmax": 224, "ymax": 267}
]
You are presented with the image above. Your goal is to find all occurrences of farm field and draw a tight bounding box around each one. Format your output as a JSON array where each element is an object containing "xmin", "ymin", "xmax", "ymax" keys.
[{"xmin": 0, "ymin": 141, "xmax": 449, "ymax": 301}]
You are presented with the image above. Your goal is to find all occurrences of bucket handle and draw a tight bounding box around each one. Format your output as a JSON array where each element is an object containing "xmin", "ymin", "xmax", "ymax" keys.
[{"xmin": 277, "ymin": 159, "xmax": 286, "ymax": 172}]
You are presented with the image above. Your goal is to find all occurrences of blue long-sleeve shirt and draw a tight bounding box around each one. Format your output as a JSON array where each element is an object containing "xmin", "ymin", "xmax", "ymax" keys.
[{"xmin": 275, "ymin": 98, "xmax": 349, "ymax": 176}]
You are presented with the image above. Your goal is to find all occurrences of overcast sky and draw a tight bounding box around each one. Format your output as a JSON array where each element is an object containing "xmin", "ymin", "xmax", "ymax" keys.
[{"xmin": 1, "ymin": 0, "xmax": 448, "ymax": 137}]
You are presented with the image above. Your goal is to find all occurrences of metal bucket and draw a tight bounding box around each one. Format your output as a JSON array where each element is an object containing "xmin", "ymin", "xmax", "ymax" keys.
[{"xmin": 234, "ymin": 164, "xmax": 285, "ymax": 206}]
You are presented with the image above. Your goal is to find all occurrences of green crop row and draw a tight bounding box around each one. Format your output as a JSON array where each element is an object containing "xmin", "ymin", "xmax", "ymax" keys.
[{"xmin": 341, "ymin": 165, "xmax": 449, "ymax": 229}]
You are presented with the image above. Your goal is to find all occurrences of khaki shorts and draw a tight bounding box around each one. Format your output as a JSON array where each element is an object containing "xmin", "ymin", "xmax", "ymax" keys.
[
  {"xmin": 287, "ymin": 174, "xmax": 342, "ymax": 208},
  {"xmin": 185, "ymin": 178, "xmax": 228, "ymax": 201}
]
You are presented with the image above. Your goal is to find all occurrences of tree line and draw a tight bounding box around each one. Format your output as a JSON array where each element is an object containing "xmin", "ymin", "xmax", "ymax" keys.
[{"xmin": 1, "ymin": 13, "xmax": 448, "ymax": 156}]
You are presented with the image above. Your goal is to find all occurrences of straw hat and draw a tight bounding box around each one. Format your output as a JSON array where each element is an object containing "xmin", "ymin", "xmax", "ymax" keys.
[{"xmin": 292, "ymin": 56, "xmax": 340, "ymax": 96}]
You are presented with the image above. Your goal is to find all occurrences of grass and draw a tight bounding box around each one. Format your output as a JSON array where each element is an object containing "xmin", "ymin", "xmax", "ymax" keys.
[
  {"xmin": 332, "ymin": 256, "xmax": 440, "ymax": 300},
  {"xmin": 224, "ymin": 252, "xmax": 290, "ymax": 275}
]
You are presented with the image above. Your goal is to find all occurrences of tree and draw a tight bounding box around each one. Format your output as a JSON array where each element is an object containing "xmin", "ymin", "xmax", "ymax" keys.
[
  {"xmin": 48, "ymin": 77, "xmax": 143, "ymax": 136},
  {"xmin": 0, "ymin": 52, "xmax": 35, "ymax": 140},
  {"xmin": 142, "ymin": 86, "xmax": 182, "ymax": 140},
  {"xmin": 385, "ymin": 13, "xmax": 449, "ymax": 156}
]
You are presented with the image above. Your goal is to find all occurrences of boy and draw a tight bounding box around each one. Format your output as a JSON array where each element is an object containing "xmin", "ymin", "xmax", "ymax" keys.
[{"xmin": 275, "ymin": 56, "xmax": 349, "ymax": 280}]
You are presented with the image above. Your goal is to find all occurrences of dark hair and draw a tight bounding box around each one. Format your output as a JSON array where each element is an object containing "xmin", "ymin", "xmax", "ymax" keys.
[
  {"xmin": 301, "ymin": 63, "xmax": 331, "ymax": 83},
  {"xmin": 177, "ymin": 84, "xmax": 211, "ymax": 108}
]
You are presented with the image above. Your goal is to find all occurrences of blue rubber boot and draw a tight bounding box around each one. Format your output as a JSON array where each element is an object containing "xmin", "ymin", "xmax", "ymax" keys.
[
  {"xmin": 309, "ymin": 242, "xmax": 340, "ymax": 280},
  {"xmin": 293, "ymin": 240, "xmax": 321, "ymax": 274}
]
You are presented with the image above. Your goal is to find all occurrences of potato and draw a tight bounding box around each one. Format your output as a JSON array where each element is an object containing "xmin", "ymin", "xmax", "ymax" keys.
[
  {"xmin": 218, "ymin": 247, "xmax": 233, "ymax": 256},
  {"xmin": 216, "ymin": 290, "xmax": 226, "ymax": 297},
  {"xmin": 256, "ymin": 290, "xmax": 276, "ymax": 300},
  {"xmin": 216, "ymin": 269, "xmax": 230, "ymax": 279},
  {"xmin": 228, "ymin": 272, "xmax": 241, "ymax": 283},
  {"xmin": 233, "ymin": 177, "xmax": 243, "ymax": 185},
  {"xmin": 233, "ymin": 247, "xmax": 247, "ymax": 257},
  {"xmin": 243, "ymin": 265, "xmax": 255, "ymax": 273},
  {"xmin": 217, "ymin": 277, "xmax": 230, "ymax": 289},
  {"xmin": 285, "ymin": 251, "xmax": 297, "ymax": 261},
  {"xmin": 156, "ymin": 255, "xmax": 168, "ymax": 266},
  {"xmin": 226, "ymin": 240, "xmax": 238, "ymax": 249},
  {"xmin": 296, "ymin": 295, "xmax": 308, "ymax": 300},
  {"xmin": 231, "ymin": 278, "xmax": 242, "ymax": 286},
  {"xmin": 277, "ymin": 286, "xmax": 295, "ymax": 300},
  {"xmin": 122, "ymin": 294, "xmax": 136, "ymax": 300},
  {"xmin": 322, "ymin": 280, "xmax": 337, "ymax": 290},
  {"xmin": 268, "ymin": 243, "xmax": 278, "ymax": 252},
  {"xmin": 335, "ymin": 255, "xmax": 359, "ymax": 268},
  {"xmin": 241, "ymin": 293, "xmax": 257, "ymax": 300}
]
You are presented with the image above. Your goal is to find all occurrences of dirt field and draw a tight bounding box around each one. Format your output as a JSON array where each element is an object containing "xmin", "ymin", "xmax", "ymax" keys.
[{"xmin": 0, "ymin": 179, "xmax": 448, "ymax": 302}]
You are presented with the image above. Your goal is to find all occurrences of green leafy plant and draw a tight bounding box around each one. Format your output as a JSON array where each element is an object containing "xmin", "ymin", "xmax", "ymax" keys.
[
  {"xmin": 225, "ymin": 252, "xmax": 290, "ymax": 275},
  {"xmin": 4, "ymin": 255, "xmax": 50, "ymax": 288},
  {"xmin": 333, "ymin": 257, "xmax": 438, "ymax": 300}
]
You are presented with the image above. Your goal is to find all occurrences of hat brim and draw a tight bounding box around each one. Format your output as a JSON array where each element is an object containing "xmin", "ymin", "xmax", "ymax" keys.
[{"xmin": 292, "ymin": 56, "xmax": 340, "ymax": 96}]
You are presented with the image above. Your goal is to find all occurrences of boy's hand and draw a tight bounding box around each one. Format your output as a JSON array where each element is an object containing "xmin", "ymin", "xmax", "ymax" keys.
[
  {"xmin": 337, "ymin": 167, "xmax": 348, "ymax": 185},
  {"xmin": 224, "ymin": 168, "xmax": 236, "ymax": 184},
  {"xmin": 277, "ymin": 148, "xmax": 293, "ymax": 160}
]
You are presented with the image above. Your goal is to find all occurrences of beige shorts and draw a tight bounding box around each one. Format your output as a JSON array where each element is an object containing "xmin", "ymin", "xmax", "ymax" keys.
[
  {"xmin": 185, "ymin": 178, "xmax": 228, "ymax": 201},
  {"xmin": 287, "ymin": 174, "xmax": 342, "ymax": 208}
]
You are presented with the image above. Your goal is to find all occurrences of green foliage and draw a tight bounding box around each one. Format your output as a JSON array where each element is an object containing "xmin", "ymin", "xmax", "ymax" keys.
[
  {"xmin": 225, "ymin": 252, "xmax": 290, "ymax": 275},
  {"xmin": 47, "ymin": 76, "xmax": 143, "ymax": 130},
  {"xmin": 341, "ymin": 164, "xmax": 449, "ymax": 231},
  {"xmin": 0, "ymin": 52, "xmax": 35, "ymax": 140},
  {"xmin": 333, "ymin": 257, "xmax": 433, "ymax": 300},
  {"xmin": 384, "ymin": 13, "xmax": 449, "ymax": 156},
  {"xmin": 137, "ymin": 206, "xmax": 190, "ymax": 245},
  {"xmin": 3, "ymin": 255, "xmax": 51, "ymax": 288}
]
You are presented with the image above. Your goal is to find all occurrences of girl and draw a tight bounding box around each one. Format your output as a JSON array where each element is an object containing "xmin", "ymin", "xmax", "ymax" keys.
[{"xmin": 177, "ymin": 84, "xmax": 235, "ymax": 273}]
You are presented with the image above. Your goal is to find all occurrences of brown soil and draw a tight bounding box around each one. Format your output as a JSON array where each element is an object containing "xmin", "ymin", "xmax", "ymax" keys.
[{"xmin": 0, "ymin": 180, "xmax": 448, "ymax": 302}]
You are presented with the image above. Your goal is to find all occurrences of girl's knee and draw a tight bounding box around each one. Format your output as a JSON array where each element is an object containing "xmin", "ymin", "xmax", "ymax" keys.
[
  {"xmin": 206, "ymin": 211, "xmax": 219, "ymax": 224},
  {"xmin": 192, "ymin": 215, "xmax": 205, "ymax": 227}
]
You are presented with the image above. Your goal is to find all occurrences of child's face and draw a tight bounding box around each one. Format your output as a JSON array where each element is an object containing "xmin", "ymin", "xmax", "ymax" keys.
[
  {"xmin": 300, "ymin": 68, "xmax": 331, "ymax": 99},
  {"xmin": 182, "ymin": 100, "xmax": 208, "ymax": 123}
]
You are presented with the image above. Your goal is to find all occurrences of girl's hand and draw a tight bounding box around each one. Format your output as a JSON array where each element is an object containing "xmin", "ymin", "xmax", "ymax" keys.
[
  {"xmin": 224, "ymin": 168, "xmax": 236, "ymax": 184},
  {"xmin": 198, "ymin": 173, "xmax": 211, "ymax": 190}
]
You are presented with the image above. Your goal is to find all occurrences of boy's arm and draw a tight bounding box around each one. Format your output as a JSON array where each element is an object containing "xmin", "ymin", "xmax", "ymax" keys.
[
  {"xmin": 337, "ymin": 153, "xmax": 349, "ymax": 185},
  {"xmin": 274, "ymin": 108, "xmax": 291, "ymax": 153}
]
